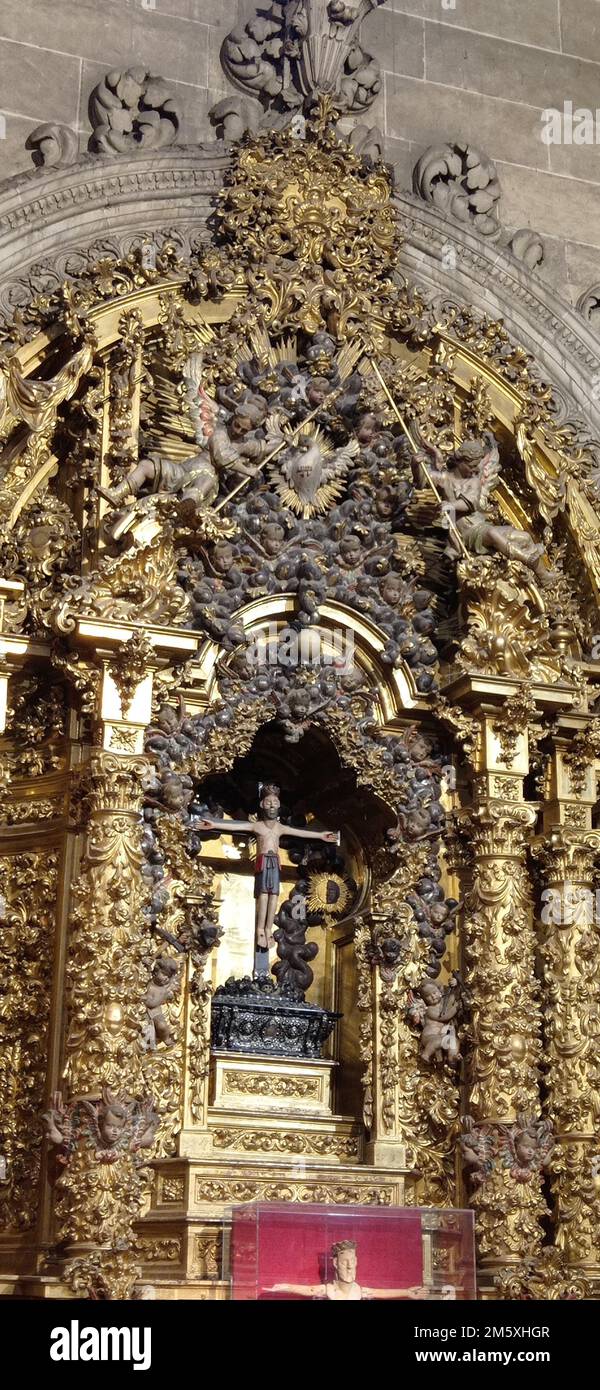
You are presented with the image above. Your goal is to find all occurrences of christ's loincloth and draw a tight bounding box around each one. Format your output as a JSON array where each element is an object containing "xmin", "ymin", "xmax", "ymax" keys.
[{"xmin": 254, "ymin": 852, "xmax": 281, "ymax": 898}]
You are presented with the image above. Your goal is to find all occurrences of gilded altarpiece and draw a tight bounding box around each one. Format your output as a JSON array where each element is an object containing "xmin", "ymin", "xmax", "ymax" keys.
[{"xmin": 2, "ymin": 80, "xmax": 600, "ymax": 1302}]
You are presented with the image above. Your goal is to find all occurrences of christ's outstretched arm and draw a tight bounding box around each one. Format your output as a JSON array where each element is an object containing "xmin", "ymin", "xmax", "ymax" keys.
[
  {"xmin": 283, "ymin": 826, "xmax": 340, "ymax": 844},
  {"xmin": 265, "ymin": 1283, "xmax": 326, "ymax": 1297},
  {"xmin": 362, "ymin": 1284, "xmax": 430, "ymax": 1300},
  {"xmin": 198, "ymin": 816, "xmax": 256, "ymax": 834}
]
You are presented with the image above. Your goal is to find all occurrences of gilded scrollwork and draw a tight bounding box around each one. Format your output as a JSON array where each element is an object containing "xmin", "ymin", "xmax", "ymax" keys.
[
  {"xmin": 458, "ymin": 799, "xmax": 548, "ymax": 1265},
  {"xmin": 494, "ymin": 1248, "xmax": 595, "ymax": 1301},
  {"xmin": 0, "ymin": 851, "xmax": 58, "ymax": 1231},
  {"xmin": 211, "ymin": 1129, "xmax": 359, "ymax": 1157},
  {"xmin": 533, "ymin": 825, "xmax": 600, "ymax": 1267},
  {"xmin": 223, "ymin": 1073, "xmax": 321, "ymax": 1099}
]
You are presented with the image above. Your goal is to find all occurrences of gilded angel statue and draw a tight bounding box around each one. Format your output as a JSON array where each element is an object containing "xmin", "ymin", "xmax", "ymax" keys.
[
  {"xmin": 267, "ymin": 417, "xmax": 359, "ymax": 518},
  {"xmin": 407, "ymin": 976, "xmax": 461, "ymax": 1063},
  {"xmin": 411, "ymin": 430, "xmax": 554, "ymax": 586},
  {"xmin": 98, "ymin": 352, "xmax": 265, "ymax": 526}
]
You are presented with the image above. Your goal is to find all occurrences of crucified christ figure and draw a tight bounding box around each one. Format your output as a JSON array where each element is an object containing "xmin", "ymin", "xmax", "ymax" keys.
[
  {"xmin": 265, "ymin": 1239, "xmax": 440, "ymax": 1301},
  {"xmin": 199, "ymin": 783, "xmax": 339, "ymax": 965}
]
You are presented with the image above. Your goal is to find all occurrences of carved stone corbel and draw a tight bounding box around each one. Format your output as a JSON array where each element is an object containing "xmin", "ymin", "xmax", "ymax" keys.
[{"xmin": 412, "ymin": 139, "xmax": 546, "ymax": 269}]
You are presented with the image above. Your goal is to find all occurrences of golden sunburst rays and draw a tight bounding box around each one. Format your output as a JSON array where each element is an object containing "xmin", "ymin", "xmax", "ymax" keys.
[
  {"xmin": 271, "ymin": 477, "xmax": 347, "ymax": 518},
  {"xmin": 269, "ymin": 419, "xmax": 347, "ymax": 518},
  {"xmin": 143, "ymin": 321, "xmax": 215, "ymax": 460},
  {"xmin": 235, "ymin": 328, "xmax": 298, "ymax": 368},
  {"xmin": 234, "ymin": 326, "xmax": 363, "ymax": 385},
  {"xmin": 306, "ymin": 872, "xmax": 352, "ymax": 922}
]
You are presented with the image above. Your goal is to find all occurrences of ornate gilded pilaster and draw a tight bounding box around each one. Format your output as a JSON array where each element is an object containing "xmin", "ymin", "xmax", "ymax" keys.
[
  {"xmin": 356, "ymin": 883, "xmax": 424, "ymax": 1174},
  {"xmin": 0, "ymin": 852, "xmax": 59, "ymax": 1241},
  {"xmin": 458, "ymin": 706, "xmax": 547, "ymax": 1276},
  {"xmin": 357, "ymin": 875, "xmax": 459, "ymax": 1200},
  {"xmin": 49, "ymin": 745, "xmax": 154, "ymax": 1293},
  {"xmin": 533, "ymin": 737, "xmax": 600, "ymax": 1273},
  {"xmin": 42, "ymin": 647, "xmax": 159, "ymax": 1300}
]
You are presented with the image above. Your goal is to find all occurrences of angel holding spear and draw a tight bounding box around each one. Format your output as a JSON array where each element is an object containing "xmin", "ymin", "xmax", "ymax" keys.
[{"xmin": 410, "ymin": 430, "xmax": 553, "ymax": 586}]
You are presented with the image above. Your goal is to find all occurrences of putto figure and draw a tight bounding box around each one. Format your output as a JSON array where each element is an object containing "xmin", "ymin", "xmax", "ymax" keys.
[
  {"xmin": 267, "ymin": 1238, "xmax": 432, "ymax": 1301},
  {"xmin": 142, "ymin": 955, "xmax": 181, "ymax": 1051},
  {"xmin": 407, "ymin": 975, "xmax": 462, "ymax": 1064},
  {"xmin": 199, "ymin": 783, "xmax": 339, "ymax": 961}
]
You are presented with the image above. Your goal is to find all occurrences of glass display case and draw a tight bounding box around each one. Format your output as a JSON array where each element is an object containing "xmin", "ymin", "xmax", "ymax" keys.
[{"xmin": 229, "ymin": 1202, "xmax": 476, "ymax": 1300}]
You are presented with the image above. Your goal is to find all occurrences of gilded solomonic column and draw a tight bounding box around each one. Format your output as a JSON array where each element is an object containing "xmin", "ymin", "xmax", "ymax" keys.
[
  {"xmin": 42, "ymin": 626, "xmax": 197, "ymax": 1300},
  {"xmin": 533, "ymin": 727, "xmax": 600, "ymax": 1279},
  {"xmin": 453, "ymin": 688, "xmax": 549, "ymax": 1287}
]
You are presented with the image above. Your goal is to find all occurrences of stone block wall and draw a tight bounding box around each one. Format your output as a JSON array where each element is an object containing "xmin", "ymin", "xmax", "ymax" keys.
[{"xmin": 0, "ymin": 0, "xmax": 599, "ymax": 304}]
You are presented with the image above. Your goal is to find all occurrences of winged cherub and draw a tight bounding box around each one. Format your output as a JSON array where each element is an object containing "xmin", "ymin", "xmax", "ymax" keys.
[
  {"xmin": 407, "ymin": 975, "xmax": 461, "ymax": 1063},
  {"xmin": 268, "ymin": 419, "xmax": 359, "ymax": 518},
  {"xmin": 500, "ymin": 1115, "xmax": 554, "ymax": 1182},
  {"xmin": 460, "ymin": 1115, "xmax": 496, "ymax": 1187}
]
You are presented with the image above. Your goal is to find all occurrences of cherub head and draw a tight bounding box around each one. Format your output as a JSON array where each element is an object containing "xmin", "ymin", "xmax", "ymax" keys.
[
  {"xmin": 212, "ymin": 541, "xmax": 236, "ymax": 575},
  {"xmin": 98, "ymin": 1100, "xmax": 129, "ymax": 1149},
  {"xmin": 285, "ymin": 688, "xmax": 312, "ymax": 720},
  {"xmin": 339, "ymin": 534, "xmax": 362, "ymax": 570},
  {"xmin": 514, "ymin": 1132, "xmax": 537, "ymax": 1167},
  {"xmin": 421, "ymin": 981, "xmax": 443, "ymax": 1005},
  {"xmin": 355, "ymin": 411, "xmax": 380, "ymax": 446},
  {"xmin": 152, "ymin": 956, "xmax": 179, "ymax": 987},
  {"xmin": 429, "ymin": 903, "xmax": 449, "ymax": 929},
  {"xmin": 305, "ymin": 375, "xmax": 330, "ymax": 408},
  {"xmin": 261, "ymin": 522, "xmax": 285, "ymax": 556},
  {"xmin": 374, "ymin": 486, "xmax": 395, "ymax": 519},
  {"xmin": 380, "ymin": 573, "xmax": 406, "ymax": 608},
  {"xmin": 155, "ymin": 704, "xmax": 179, "ymax": 734},
  {"xmin": 161, "ymin": 773, "xmax": 194, "ymax": 813}
]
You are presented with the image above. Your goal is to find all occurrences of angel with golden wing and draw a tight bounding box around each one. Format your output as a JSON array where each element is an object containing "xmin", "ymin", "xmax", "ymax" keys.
[{"xmin": 411, "ymin": 429, "xmax": 554, "ymax": 585}]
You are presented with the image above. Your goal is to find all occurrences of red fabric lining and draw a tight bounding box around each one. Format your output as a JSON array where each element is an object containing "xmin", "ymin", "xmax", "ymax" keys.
[{"xmin": 232, "ymin": 1203, "xmax": 423, "ymax": 1300}]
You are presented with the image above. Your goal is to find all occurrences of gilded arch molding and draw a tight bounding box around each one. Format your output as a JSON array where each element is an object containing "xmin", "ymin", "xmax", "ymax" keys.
[{"xmin": 1, "ymin": 146, "xmax": 600, "ymax": 441}]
